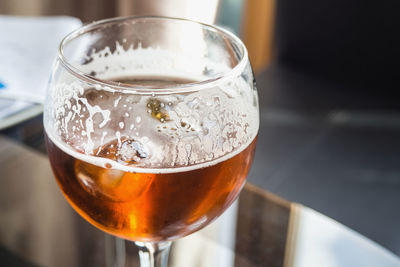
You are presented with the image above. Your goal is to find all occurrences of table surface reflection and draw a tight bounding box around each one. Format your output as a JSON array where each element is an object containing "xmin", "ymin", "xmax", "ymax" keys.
[{"xmin": 1, "ymin": 123, "xmax": 399, "ymax": 267}]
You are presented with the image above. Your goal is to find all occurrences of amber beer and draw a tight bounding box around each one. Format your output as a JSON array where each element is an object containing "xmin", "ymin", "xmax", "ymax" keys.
[{"xmin": 46, "ymin": 134, "xmax": 256, "ymax": 242}]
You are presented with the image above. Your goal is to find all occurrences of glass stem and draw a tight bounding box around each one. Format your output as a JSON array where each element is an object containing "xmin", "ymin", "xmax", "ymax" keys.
[{"xmin": 135, "ymin": 241, "xmax": 172, "ymax": 267}]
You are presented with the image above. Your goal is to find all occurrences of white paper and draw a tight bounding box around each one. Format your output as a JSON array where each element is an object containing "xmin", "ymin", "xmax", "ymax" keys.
[{"xmin": 0, "ymin": 16, "xmax": 82, "ymax": 104}]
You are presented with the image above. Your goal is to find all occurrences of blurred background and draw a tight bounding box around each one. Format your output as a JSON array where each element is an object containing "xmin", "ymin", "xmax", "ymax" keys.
[{"xmin": 1, "ymin": 0, "xmax": 400, "ymax": 257}]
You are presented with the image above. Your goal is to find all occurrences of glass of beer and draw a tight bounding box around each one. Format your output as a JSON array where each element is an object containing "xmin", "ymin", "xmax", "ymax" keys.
[{"xmin": 44, "ymin": 16, "xmax": 259, "ymax": 267}]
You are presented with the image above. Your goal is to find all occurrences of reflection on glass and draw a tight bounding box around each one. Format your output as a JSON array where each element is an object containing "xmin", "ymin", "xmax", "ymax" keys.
[{"xmin": 170, "ymin": 200, "xmax": 238, "ymax": 267}]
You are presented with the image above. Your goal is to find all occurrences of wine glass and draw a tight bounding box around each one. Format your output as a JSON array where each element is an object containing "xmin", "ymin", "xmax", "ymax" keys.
[{"xmin": 44, "ymin": 16, "xmax": 259, "ymax": 267}]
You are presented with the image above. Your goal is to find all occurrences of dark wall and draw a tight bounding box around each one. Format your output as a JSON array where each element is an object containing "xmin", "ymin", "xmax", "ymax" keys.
[{"xmin": 275, "ymin": 0, "xmax": 400, "ymax": 92}]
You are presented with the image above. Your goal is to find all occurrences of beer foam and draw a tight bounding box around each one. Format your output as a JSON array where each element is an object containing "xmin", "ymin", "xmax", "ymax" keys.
[
  {"xmin": 46, "ymin": 125, "xmax": 257, "ymax": 174},
  {"xmin": 74, "ymin": 42, "xmax": 230, "ymax": 83},
  {"xmin": 45, "ymin": 44, "xmax": 259, "ymax": 173}
]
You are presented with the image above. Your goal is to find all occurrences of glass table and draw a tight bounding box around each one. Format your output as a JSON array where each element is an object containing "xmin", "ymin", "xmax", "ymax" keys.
[{"xmin": 0, "ymin": 117, "xmax": 399, "ymax": 267}]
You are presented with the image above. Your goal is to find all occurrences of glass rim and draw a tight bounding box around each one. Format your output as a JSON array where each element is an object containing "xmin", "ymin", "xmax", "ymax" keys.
[{"xmin": 58, "ymin": 15, "xmax": 249, "ymax": 94}]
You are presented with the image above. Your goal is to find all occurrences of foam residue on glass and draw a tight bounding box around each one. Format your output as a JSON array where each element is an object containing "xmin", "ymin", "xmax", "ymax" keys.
[{"xmin": 45, "ymin": 43, "xmax": 259, "ymax": 173}]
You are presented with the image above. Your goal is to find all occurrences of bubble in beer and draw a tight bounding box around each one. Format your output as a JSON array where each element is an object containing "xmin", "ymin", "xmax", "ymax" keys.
[
  {"xmin": 147, "ymin": 98, "xmax": 169, "ymax": 122},
  {"xmin": 118, "ymin": 138, "xmax": 148, "ymax": 164},
  {"xmin": 94, "ymin": 137, "xmax": 147, "ymax": 165}
]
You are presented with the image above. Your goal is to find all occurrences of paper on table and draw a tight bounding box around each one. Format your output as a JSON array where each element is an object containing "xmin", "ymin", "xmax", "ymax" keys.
[{"xmin": 0, "ymin": 16, "xmax": 82, "ymax": 104}]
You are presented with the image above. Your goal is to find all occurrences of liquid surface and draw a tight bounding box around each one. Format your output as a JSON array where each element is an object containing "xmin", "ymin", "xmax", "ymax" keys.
[{"xmin": 116, "ymin": 76, "xmax": 195, "ymax": 87}]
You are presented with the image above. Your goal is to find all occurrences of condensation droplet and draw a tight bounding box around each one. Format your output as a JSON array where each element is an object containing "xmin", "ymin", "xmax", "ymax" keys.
[
  {"xmin": 119, "ymin": 122, "xmax": 124, "ymax": 129},
  {"xmin": 136, "ymin": 116, "xmax": 142, "ymax": 123}
]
